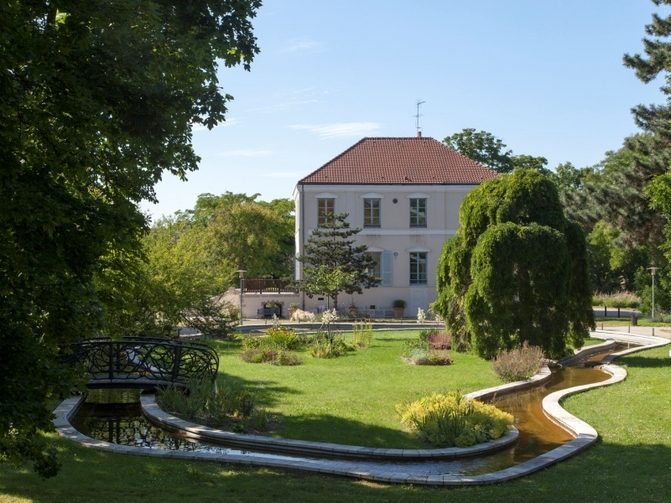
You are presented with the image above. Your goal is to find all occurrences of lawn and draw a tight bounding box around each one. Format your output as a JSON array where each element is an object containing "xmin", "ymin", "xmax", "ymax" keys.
[
  {"xmin": 212, "ymin": 330, "xmax": 499, "ymax": 448},
  {"xmin": 1, "ymin": 338, "xmax": 670, "ymax": 502}
]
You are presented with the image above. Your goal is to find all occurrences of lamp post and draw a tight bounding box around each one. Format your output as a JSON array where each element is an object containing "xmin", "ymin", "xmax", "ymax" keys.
[
  {"xmin": 647, "ymin": 266, "xmax": 658, "ymax": 321},
  {"xmin": 238, "ymin": 269, "xmax": 246, "ymax": 325}
]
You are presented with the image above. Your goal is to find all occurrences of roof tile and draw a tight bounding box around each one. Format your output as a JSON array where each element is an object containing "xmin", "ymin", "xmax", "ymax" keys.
[{"xmin": 298, "ymin": 137, "xmax": 497, "ymax": 185}]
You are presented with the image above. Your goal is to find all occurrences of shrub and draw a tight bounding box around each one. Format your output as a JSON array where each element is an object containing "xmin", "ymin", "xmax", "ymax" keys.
[
  {"xmin": 425, "ymin": 349, "xmax": 452, "ymax": 365},
  {"xmin": 272, "ymin": 350, "xmax": 303, "ymax": 366},
  {"xmin": 240, "ymin": 347, "xmax": 277, "ymax": 363},
  {"xmin": 396, "ymin": 391, "xmax": 513, "ymax": 447},
  {"xmin": 310, "ymin": 334, "xmax": 353, "ymax": 358},
  {"xmin": 352, "ymin": 321, "xmax": 374, "ymax": 348},
  {"xmin": 419, "ymin": 329, "xmax": 451, "ymax": 349},
  {"xmin": 592, "ymin": 291, "xmax": 641, "ymax": 309},
  {"xmin": 402, "ymin": 332, "xmax": 452, "ymax": 365},
  {"xmin": 492, "ymin": 342, "xmax": 544, "ymax": 382},
  {"xmin": 267, "ymin": 326, "xmax": 302, "ymax": 350},
  {"xmin": 157, "ymin": 380, "xmax": 266, "ymax": 432}
]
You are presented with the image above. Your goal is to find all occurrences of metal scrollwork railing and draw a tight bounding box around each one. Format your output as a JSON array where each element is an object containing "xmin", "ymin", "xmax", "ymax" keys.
[{"xmin": 67, "ymin": 337, "xmax": 219, "ymax": 389}]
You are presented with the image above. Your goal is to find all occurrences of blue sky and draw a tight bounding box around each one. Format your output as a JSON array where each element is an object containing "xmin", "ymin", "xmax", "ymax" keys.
[{"xmin": 141, "ymin": 0, "xmax": 668, "ymax": 220}]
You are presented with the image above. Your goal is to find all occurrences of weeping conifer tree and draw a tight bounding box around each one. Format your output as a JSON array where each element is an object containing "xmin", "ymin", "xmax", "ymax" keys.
[{"xmin": 434, "ymin": 169, "xmax": 594, "ymax": 359}]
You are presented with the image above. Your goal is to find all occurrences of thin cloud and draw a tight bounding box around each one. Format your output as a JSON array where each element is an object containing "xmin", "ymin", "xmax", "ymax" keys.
[
  {"xmin": 279, "ymin": 37, "xmax": 322, "ymax": 54},
  {"xmin": 289, "ymin": 122, "xmax": 382, "ymax": 139}
]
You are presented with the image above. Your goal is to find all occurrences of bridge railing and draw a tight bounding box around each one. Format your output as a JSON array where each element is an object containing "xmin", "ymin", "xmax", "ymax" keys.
[{"xmin": 67, "ymin": 337, "xmax": 219, "ymax": 389}]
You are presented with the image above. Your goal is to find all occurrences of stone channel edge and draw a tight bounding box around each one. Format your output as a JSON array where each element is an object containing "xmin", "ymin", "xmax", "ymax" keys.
[{"xmin": 52, "ymin": 330, "xmax": 670, "ymax": 486}]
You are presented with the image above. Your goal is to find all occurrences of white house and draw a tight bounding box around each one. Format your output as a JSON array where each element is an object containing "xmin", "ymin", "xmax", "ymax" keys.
[{"xmin": 293, "ymin": 134, "xmax": 497, "ymax": 316}]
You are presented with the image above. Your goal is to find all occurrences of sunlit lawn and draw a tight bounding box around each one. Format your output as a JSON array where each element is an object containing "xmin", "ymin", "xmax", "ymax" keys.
[
  {"xmin": 2, "ymin": 337, "xmax": 670, "ymax": 502},
  {"xmin": 212, "ymin": 330, "xmax": 498, "ymax": 448}
]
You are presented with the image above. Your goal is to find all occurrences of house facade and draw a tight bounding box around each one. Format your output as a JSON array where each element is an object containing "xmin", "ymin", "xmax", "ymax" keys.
[{"xmin": 293, "ymin": 135, "xmax": 496, "ymax": 317}]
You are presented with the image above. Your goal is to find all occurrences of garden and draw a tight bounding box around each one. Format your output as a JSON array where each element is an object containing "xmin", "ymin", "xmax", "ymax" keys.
[{"xmin": 1, "ymin": 331, "xmax": 670, "ymax": 502}]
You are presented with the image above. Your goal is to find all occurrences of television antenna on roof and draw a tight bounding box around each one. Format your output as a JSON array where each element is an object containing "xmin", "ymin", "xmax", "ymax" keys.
[{"xmin": 415, "ymin": 99, "xmax": 426, "ymax": 136}]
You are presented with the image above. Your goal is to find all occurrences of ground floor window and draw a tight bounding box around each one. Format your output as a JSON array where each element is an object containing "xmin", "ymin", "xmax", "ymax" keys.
[{"xmin": 409, "ymin": 252, "xmax": 427, "ymax": 285}]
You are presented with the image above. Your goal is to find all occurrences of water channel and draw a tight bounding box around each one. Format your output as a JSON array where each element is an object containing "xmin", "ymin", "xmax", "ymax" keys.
[{"xmin": 69, "ymin": 344, "xmax": 624, "ymax": 478}]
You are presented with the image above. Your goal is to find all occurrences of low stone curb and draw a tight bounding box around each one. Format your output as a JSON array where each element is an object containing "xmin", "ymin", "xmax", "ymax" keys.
[
  {"xmin": 141, "ymin": 395, "xmax": 518, "ymax": 460},
  {"xmin": 53, "ymin": 331, "xmax": 670, "ymax": 486}
]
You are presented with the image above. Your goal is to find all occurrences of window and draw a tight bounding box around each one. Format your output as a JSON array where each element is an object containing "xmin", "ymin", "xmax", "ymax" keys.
[
  {"xmin": 366, "ymin": 252, "xmax": 381, "ymax": 279},
  {"xmin": 363, "ymin": 198, "xmax": 381, "ymax": 227},
  {"xmin": 409, "ymin": 198, "xmax": 427, "ymax": 227},
  {"xmin": 409, "ymin": 252, "xmax": 427, "ymax": 285},
  {"xmin": 317, "ymin": 198, "xmax": 334, "ymax": 225}
]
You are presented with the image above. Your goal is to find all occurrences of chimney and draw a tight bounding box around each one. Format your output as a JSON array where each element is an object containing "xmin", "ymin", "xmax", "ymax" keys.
[{"xmin": 417, "ymin": 131, "xmax": 422, "ymax": 138}]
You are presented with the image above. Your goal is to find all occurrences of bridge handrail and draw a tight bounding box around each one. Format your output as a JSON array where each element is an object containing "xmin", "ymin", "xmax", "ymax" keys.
[{"xmin": 66, "ymin": 337, "xmax": 219, "ymax": 389}]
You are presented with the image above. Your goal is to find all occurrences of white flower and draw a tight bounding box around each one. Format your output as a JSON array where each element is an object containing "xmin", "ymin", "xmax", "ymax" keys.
[
  {"xmin": 417, "ymin": 307, "xmax": 426, "ymax": 324},
  {"xmin": 321, "ymin": 308, "xmax": 339, "ymax": 324}
]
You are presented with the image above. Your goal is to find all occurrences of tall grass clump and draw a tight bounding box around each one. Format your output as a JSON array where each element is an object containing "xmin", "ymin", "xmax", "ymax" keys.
[
  {"xmin": 157, "ymin": 379, "xmax": 269, "ymax": 432},
  {"xmin": 491, "ymin": 342, "xmax": 544, "ymax": 382},
  {"xmin": 396, "ymin": 391, "xmax": 513, "ymax": 447},
  {"xmin": 352, "ymin": 321, "xmax": 374, "ymax": 348}
]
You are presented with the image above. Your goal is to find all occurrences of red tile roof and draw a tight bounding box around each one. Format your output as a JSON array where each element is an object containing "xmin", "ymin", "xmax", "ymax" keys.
[{"xmin": 298, "ymin": 137, "xmax": 497, "ymax": 185}]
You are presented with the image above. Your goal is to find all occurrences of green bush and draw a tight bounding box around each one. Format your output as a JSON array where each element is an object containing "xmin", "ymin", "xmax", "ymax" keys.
[
  {"xmin": 267, "ymin": 326, "xmax": 302, "ymax": 350},
  {"xmin": 239, "ymin": 330, "xmax": 303, "ymax": 365},
  {"xmin": 396, "ymin": 391, "xmax": 513, "ymax": 447},
  {"xmin": 491, "ymin": 342, "xmax": 544, "ymax": 382},
  {"xmin": 310, "ymin": 334, "xmax": 354, "ymax": 358}
]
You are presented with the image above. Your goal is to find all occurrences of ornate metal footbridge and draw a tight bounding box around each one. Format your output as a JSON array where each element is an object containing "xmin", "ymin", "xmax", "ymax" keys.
[{"xmin": 66, "ymin": 337, "xmax": 219, "ymax": 389}]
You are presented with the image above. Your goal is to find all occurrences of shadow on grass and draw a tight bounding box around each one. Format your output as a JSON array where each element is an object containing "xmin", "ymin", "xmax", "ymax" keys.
[
  {"xmin": 265, "ymin": 412, "xmax": 419, "ymax": 448},
  {"xmin": 3, "ymin": 435, "xmax": 671, "ymax": 502},
  {"xmin": 214, "ymin": 372, "xmax": 300, "ymax": 409},
  {"xmin": 618, "ymin": 354, "xmax": 671, "ymax": 369}
]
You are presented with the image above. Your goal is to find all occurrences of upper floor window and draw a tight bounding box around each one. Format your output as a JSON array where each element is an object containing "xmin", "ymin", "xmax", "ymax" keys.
[
  {"xmin": 409, "ymin": 252, "xmax": 428, "ymax": 285},
  {"xmin": 409, "ymin": 198, "xmax": 427, "ymax": 227},
  {"xmin": 317, "ymin": 198, "xmax": 335, "ymax": 225},
  {"xmin": 363, "ymin": 198, "xmax": 381, "ymax": 227}
]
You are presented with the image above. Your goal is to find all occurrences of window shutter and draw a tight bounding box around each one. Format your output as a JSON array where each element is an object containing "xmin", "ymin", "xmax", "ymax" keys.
[{"xmin": 381, "ymin": 251, "xmax": 393, "ymax": 286}]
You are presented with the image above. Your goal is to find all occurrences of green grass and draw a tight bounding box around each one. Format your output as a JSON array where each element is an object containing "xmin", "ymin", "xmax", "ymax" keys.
[
  {"xmin": 577, "ymin": 337, "xmax": 605, "ymax": 347},
  {"xmin": 2, "ymin": 340, "xmax": 670, "ymax": 502},
  {"xmin": 214, "ymin": 330, "xmax": 498, "ymax": 448}
]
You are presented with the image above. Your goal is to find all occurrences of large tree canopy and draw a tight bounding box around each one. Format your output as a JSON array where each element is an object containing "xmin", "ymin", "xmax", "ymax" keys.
[
  {"xmin": 443, "ymin": 129, "xmax": 548, "ymax": 173},
  {"xmin": 434, "ymin": 169, "xmax": 593, "ymax": 359},
  {"xmin": 0, "ymin": 1, "xmax": 259, "ymax": 476}
]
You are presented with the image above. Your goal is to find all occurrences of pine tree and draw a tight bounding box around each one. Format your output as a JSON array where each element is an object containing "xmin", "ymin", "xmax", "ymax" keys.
[{"xmin": 298, "ymin": 213, "xmax": 378, "ymax": 309}]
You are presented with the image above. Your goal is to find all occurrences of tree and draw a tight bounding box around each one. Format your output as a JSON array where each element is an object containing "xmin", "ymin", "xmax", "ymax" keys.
[
  {"xmin": 443, "ymin": 129, "xmax": 548, "ymax": 173},
  {"xmin": 298, "ymin": 213, "xmax": 379, "ymax": 308},
  {"xmin": 624, "ymin": 2, "xmax": 671, "ymax": 298},
  {"xmin": 434, "ymin": 169, "xmax": 594, "ymax": 359},
  {"xmin": 183, "ymin": 192, "xmax": 295, "ymax": 278},
  {"xmin": 0, "ymin": 1, "xmax": 259, "ymax": 476}
]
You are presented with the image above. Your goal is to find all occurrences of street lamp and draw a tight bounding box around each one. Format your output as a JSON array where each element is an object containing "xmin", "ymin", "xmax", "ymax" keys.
[
  {"xmin": 647, "ymin": 266, "xmax": 658, "ymax": 321},
  {"xmin": 238, "ymin": 269, "xmax": 246, "ymax": 325}
]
